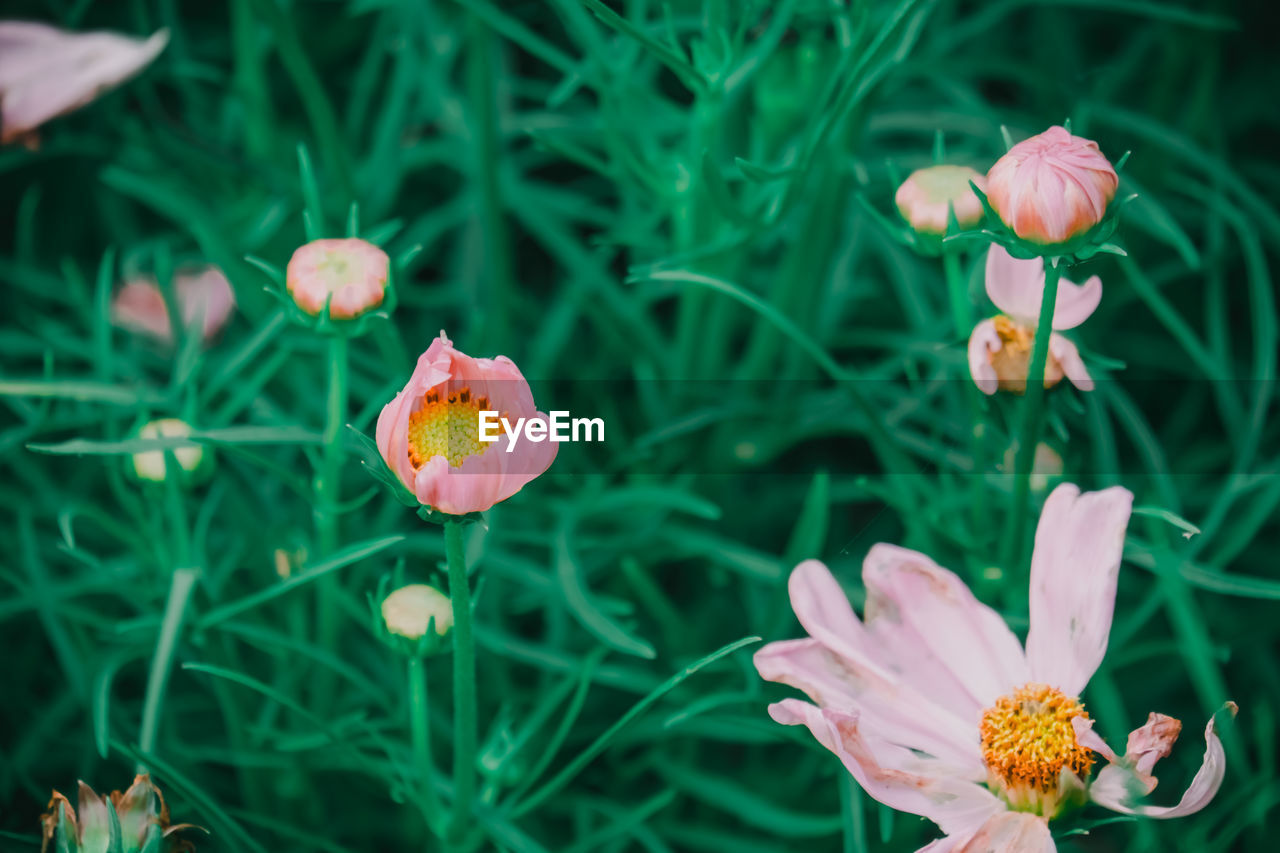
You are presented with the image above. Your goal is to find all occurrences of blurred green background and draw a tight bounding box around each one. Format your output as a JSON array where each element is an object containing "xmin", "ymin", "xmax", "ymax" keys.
[{"xmin": 2, "ymin": 1, "xmax": 1277, "ymax": 851}]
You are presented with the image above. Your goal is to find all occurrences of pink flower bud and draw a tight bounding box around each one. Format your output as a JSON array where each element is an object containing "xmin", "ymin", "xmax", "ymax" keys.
[
  {"xmin": 375, "ymin": 332, "xmax": 557, "ymax": 515},
  {"xmin": 986, "ymin": 126, "xmax": 1118, "ymax": 245},
  {"xmin": 286, "ymin": 238, "xmax": 389, "ymax": 319},
  {"xmin": 0, "ymin": 22, "xmax": 168, "ymax": 145},
  {"xmin": 894, "ymin": 165, "xmax": 987, "ymax": 234}
]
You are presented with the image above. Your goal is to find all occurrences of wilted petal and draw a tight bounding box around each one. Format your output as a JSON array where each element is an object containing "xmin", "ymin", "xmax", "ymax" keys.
[
  {"xmin": 1025, "ymin": 484, "xmax": 1133, "ymax": 696},
  {"xmin": 862, "ymin": 544, "xmax": 1028, "ymax": 707},
  {"xmin": 754, "ymin": 637, "xmax": 982, "ymax": 771},
  {"xmin": 1089, "ymin": 706, "xmax": 1235, "ymax": 819},
  {"xmin": 0, "ymin": 22, "xmax": 168, "ymax": 144},
  {"xmin": 1048, "ymin": 333, "xmax": 1093, "ymax": 392},
  {"xmin": 768, "ymin": 699, "xmax": 1006, "ymax": 837},
  {"xmin": 955, "ymin": 811, "xmax": 1056, "ymax": 852},
  {"xmin": 776, "ymin": 560, "xmax": 984, "ymax": 765},
  {"xmin": 968, "ymin": 319, "xmax": 1002, "ymax": 395}
]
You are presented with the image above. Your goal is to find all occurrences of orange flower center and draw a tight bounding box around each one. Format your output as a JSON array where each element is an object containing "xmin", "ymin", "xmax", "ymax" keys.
[
  {"xmin": 407, "ymin": 387, "xmax": 498, "ymax": 469},
  {"xmin": 988, "ymin": 315, "xmax": 1065, "ymax": 395},
  {"xmin": 980, "ymin": 683, "xmax": 1093, "ymax": 815}
]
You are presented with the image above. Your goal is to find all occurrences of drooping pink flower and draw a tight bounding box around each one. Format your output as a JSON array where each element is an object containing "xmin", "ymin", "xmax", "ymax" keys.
[
  {"xmin": 286, "ymin": 238, "xmax": 389, "ymax": 319},
  {"xmin": 968, "ymin": 246, "xmax": 1099, "ymax": 395},
  {"xmin": 0, "ymin": 21, "xmax": 168, "ymax": 145},
  {"xmin": 376, "ymin": 332, "xmax": 557, "ymax": 515},
  {"xmin": 755, "ymin": 483, "xmax": 1233, "ymax": 852},
  {"xmin": 895, "ymin": 165, "xmax": 987, "ymax": 235},
  {"xmin": 986, "ymin": 126, "xmax": 1118, "ymax": 245},
  {"xmin": 111, "ymin": 266, "xmax": 236, "ymax": 345}
]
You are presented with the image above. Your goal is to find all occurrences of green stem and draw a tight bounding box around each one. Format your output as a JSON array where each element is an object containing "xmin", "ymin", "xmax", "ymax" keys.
[
  {"xmin": 137, "ymin": 568, "xmax": 199, "ymax": 769},
  {"xmin": 942, "ymin": 248, "xmax": 972, "ymax": 339},
  {"xmin": 1004, "ymin": 258, "xmax": 1061, "ymax": 567},
  {"xmin": 315, "ymin": 334, "xmax": 348, "ymax": 702},
  {"xmin": 445, "ymin": 520, "xmax": 477, "ymax": 845},
  {"xmin": 408, "ymin": 655, "xmax": 444, "ymax": 836}
]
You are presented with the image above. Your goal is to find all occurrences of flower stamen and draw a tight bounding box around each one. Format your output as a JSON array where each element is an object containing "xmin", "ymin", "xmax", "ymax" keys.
[
  {"xmin": 407, "ymin": 386, "xmax": 498, "ymax": 468},
  {"xmin": 980, "ymin": 682, "xmax": 1093, "ymax": 816}
]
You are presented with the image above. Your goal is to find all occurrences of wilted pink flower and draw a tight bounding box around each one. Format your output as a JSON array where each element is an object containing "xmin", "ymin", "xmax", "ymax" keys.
[
  {"xmin": 111, "ymin": 266, "xmax": 235, "ymax": 345},
  {"xmin": 755, "ymin": 483, "xmax": 1233, "ymax": 851},
  {"xmin": 0, "ymin": 21, "xmax": 167, "ymax": 145},
  {"xmin": 895, "ymin": 165, "xmax": 987, "ymax": 235},
  {"xmin": 286, "ymin": 238, "xmax": 389, "ymax": 319},
  {"xmin": 986, "ymin": 126, "xmax": 1118, "ymax": 245},
  {"xmin": 376, "ymin": 332, "xmax": 557, "ymax": 515},
  {"xmin": 968, "ymin": 246, "xmax": 1099, "ymax": 395}
]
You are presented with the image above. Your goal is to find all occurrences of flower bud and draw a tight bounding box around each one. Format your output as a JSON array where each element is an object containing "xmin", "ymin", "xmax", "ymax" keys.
[
  {"xmin": 131, "ymin": 418, "xmax": 205, "ymax": 483},
  {"xmin": 986, "ymin": 126, "xmax": 1118, "ymax": 245},
  {"xmin": 894, "ymin": 165, "xmax": 987, "ymax": 235},
  {"xmin": 286, "ymin": 238, "xmax": 390, "ymax": 319},
  {"xmin": 381, "ymin": 584, "xmax": 453, "ymax": 640}
]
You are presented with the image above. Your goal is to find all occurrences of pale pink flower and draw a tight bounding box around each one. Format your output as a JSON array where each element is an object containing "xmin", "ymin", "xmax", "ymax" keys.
[
  {"xmin": 968, "ymin": 246, "xmax": 1099, "ymax": 395},
  {"xmin": 111, "ymin": 266, "xmax": 236, "ymax": 345},
  {"xmin": 755, "ymin": 483, "xmax": 1233, "ymax": 852},
  {"xmin": 0, "ymin": 21, "xmax": 167, "ymax": 145},
  {"xmin": 381, "ymin": 584, "xmax": 453, "ymax": 639},
  {"xmin": 376, "ymin": 332, "xmax": 557, "ymax": 515},
  {"xmin": 286, "ymin": 238, "xmax": 389, "ymax": 319},
  {"xmin": 895, "ymin": 165, "xmax": 987, "ymax": 235},
  {"xmin": 986, "ymin": 126, "xmax": 1118, "ymax": 245}
]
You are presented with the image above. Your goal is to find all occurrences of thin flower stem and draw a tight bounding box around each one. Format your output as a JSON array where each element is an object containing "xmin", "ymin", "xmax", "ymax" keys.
[
  {"xmin": 315, "ymin": 333, "xmax": 348, "ymax": 703},
  {"xmin": 1004, "ymin": 259, "xmax": 1062, "ymax": 566},
  {"xmin": 942, "ymin": 248, "xmax": 972, "ymax": 338},
  {"xmin": 445, "ymin": 519, "xmax": 477, "ymax": 845},
  {"xmin": 407, "ymin": 655, "xmax": 444, "ymax": 835},
  {"xmin": 137, "ymin": 567, "xmax": 199, "ymax": 770}
]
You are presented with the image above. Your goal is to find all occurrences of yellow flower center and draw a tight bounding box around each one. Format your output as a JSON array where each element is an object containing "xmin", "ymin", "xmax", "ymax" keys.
[
  {"xmin": 407, "ymin": 387, "xmax": 498, "ymax": 468},
  {"xmin": 988, "ymin": 315, "xmax": 1065, "ymax": 394},
  {"xmin": 979, "ymin": 683, "xmax": 1093, "ymax": 815}
]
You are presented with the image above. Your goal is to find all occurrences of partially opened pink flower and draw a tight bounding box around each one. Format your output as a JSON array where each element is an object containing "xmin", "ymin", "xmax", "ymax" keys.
[
  {"xmin": 986, "ymin": 126, "xmax": 1118, "ymax": 245},
  {"xmin": 286, "ymin": 238, "xmax": 389, "ymax": 319},
  {"xmin": 111, "ymin": 266, "xmax": 236, "ymax": 345},
  {"xmin": 376, "ymin": 332, "xmax": 557, "ymax": 515},
  {"xmin": 895, "ymin": 165, "xmax": 987, "ymax": 235},
  {"xmin": 755, "ymin": 483, "xmax": 1234, "ymax": 851},
  {"xmin": 0, "ymin": 21, "xmax": 168, "ymax": 145},
  {"xmin": 968, "ymin": 247, "xmax": 1099, "ymax": 395}
]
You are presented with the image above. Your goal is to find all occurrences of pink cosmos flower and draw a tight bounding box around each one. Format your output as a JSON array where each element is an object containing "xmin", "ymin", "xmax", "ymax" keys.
[
  {"xmin": 986, "ymin": 126, "xmax": 1118, "ymax": 245},
  {"xmin": 0, "ymin": 21, "xmax": 168, "ymax": 146},
  {"xmin": 755, "ymin": 483, "xmax": 1233, "ymax": 852},
  {"xmin": 111, "ymin": 266, "xmax": 236, "ymax": 345},
  {"xmin": 286, "ymin": 238, "xmax": 389, "ymax": 319},
  {"xmin": 968, "ymin": 247, "xmax": 1099, "ymax": 395},
  {"xmin": 376, "ymin": 332, "xmax": 557, "ymax": 515},
  {"xmin": 895, "ymin": 165, "xmax": 987, "ymax": 235}
]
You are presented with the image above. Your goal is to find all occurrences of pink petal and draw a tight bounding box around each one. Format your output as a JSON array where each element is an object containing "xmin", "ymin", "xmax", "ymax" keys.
[
  {"xmin": 862, "ymin": 544, "xmax": 1028, "ymax": 707},
  {"xmin": 983, "ymin": 247, "xmax": 1102, "ymax": 330},
  {"xmin": 1025, "ymin": 484, "xmax": 1134, "ymax": 696},
  {"xmin": 777, "ymin": 560, "xmax": 984, "ymax": 765},
  {"xmin": 1071, "ymin": 716, "xmax": 1120, "ymax": 765},
  {"xmin": 968, "ymin": 318, "xmax": 1001, "ymax": 395},
  {"xmin": 1089, "ymin": 706, "xmax": 1235, "ymax": 819},
  {"xmin": 767, "ymin": 699, "xmax": 1005, "ymax": 837},
  {"xmin": 0, "ymin": 23, "xmax": 168, "ymax": 143},
  {"xmin": 753, "ymin": 637, "xmax": 982, "ymax": 770},
  {"xmin": 1048, "ymin": 333, "xmax": 1093, "ymax": 391},
  {"xmin": 955, "ymin": 811, "xmax": 1056, "ymax": 852}
]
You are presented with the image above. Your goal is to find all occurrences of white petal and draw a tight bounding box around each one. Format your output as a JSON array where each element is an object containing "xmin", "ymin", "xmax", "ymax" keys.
[
  {"xmin": 1048, "ymin": 334, "xmax": 1094, "ymax": 392},
  {"xmin": 955, "ymin": 811, "xmax": 1056, "ymax": 852},
  {"xmin": 768, "ymin": 700, "xmax": 1005, "ymax": 837},
  {"xmin": 968, "ymin": 319, "xmax": 1002, "ymax": 395},
  {"xmin": 863, "ymin": 544, "xmax": 1028, "ymax": 706},
  {"xmin": 1025, "ymin": 484, "xmax": 1133, "ymax": 695}
]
